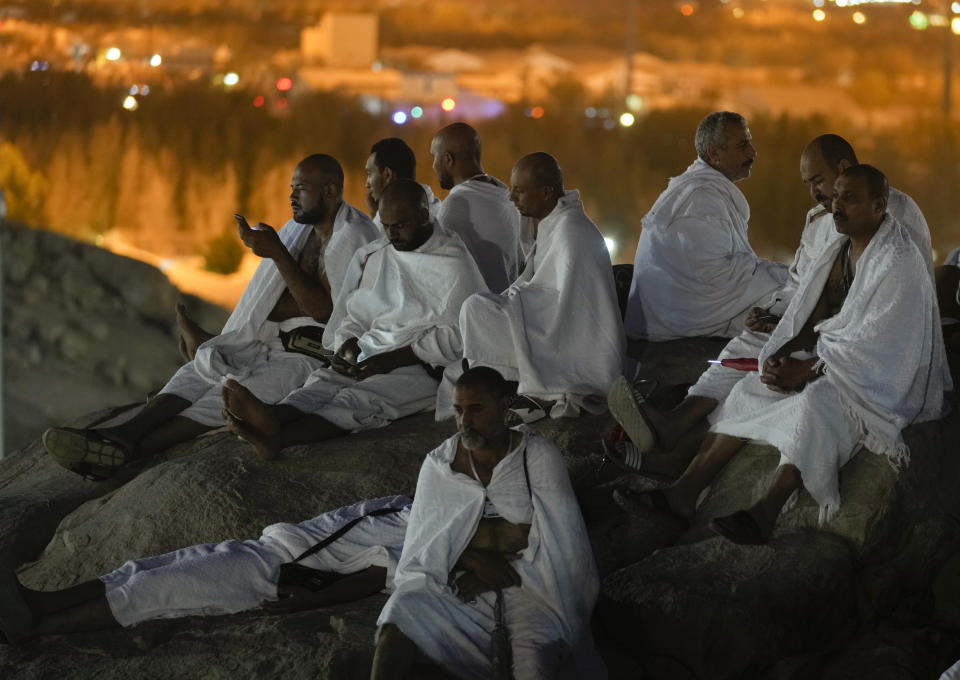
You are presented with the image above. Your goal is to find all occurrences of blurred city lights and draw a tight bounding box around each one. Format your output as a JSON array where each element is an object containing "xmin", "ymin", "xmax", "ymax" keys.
[
  {"xmin": 953, "ymin": 16, "xmax": 960, "ymax": 33},
  {"xmin": 441, "ymin": 97, "xmax": 457, "ymax": 112},
  {"xmin": 392, "ymin": 110, "xmax": 408, "ymax": 124},
  {"xmin": 909, "ymin": 11, "xmax": 928, "ymax": 30},
  {"xmin": 603, "ymin": 237, "xmax": 617, "ymax": 255},
  {"xmin": 626, "ymin": 94, "xmax": 644, "ymax": 111},
  {"xmin": 140, "ymin": 85, "xmax": 150, "ymax": 95},
  {"xmin": 619, "ymin": 112, "xmax": 636, "ymax": 127},
  {"xmin": 585, "ymin": 106, "xmax": 597, "ymax": 118},
  {"xmin": 276, "ymin": 77, "xmax": 293, "ymax": 91},
  {"xmin": 252, "ymin": 95, "xmax": 265, "ymax": 107},
  {"xmin": 223, "ymin": 72, "xmax": 239, "ymax": 86},
  {"xmin": 813, "ymin": 9, "xmax": 827, "ymax": 21},
  {"xmin": 680, "ymin": 4, "xmax": 694, "ymax": 16},
  {"xmin": 529, "ymin": 105, "xmax": 545, "ymax": 119},
  {"xmin": 852, "ymin": 11, "xmax": 866, "ymax": 23},
  {"xmin": 122, "ymin": 95, "xmax": 138, "ymax": 111},
  {"xmin": 603, "ymin": 119, "xmax": 616, "ymax": 130},
  {"xmin": 732, "ymin": 7, "xmax": 745, "ymax": 18},
  {"xmin": 410, "ymin": 106, "xmax": 424, "ymax": 118},
  {"xmin": 30, "ymin": 60, "xmax": 49, "ymax": 71},
  {"xmin": 813, "ymin": 0, "xmax": 824, "ymax": 7},
  {"xmin": 129, "ymin": 84, "xmax": 139, "ymax": 95},
  {"xmin": 149, "ymin": 53, "xmax": 162, "ymax": 67},
  {"xmin": 105, "ymin": 47, "xmax": 121, "ymax": 61},
  {"xmin": 953, "ymin": 2, "xmax": 960, "ymax": 13},
  {"xmin": 275, "ymin": 97, "xmax": 288, "ymax": 109}
]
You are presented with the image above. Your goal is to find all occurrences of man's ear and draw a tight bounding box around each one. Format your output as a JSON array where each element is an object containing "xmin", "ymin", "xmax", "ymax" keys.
[
  {"xmin": 383, "ymin": 167, "xmax": 395, "ymax": 184},
  {"xmin": 836, "ymin": 159, "xmax": 851, "ymax": 173},
  {"xmin": 324, "ymin": 181, "xmax": 340, "ymax": 199}
]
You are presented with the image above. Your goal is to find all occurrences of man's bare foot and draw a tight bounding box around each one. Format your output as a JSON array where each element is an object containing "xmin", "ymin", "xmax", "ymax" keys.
[
  {"xmin": 176, "ymin": 303, "xmax": 215, "ymax": 362},
  {"xmin": 222, "ymin": 380, "xmax": 279, "ymax": 435},
  {"xmin": 224, "ymin": 411, "xmax": 281, "ymax": 460}
]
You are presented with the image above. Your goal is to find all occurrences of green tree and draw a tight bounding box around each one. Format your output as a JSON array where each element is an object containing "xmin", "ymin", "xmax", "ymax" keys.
[{"xmin": 0, "ymin": 142, "xmax": 45, "ymax": 224}]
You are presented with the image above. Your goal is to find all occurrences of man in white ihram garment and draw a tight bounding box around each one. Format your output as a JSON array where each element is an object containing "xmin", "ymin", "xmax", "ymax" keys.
[
  {"xmin": 437, "ymin": 152, "xmax": 625, "ymax": 420},
  {"xmin": 615, "ymin": 165, "xmax": 947, "ymax": 545},
  {"xmin": 371, "ymin": 366, "xmax": 606, "ymax": 680},
  {"xmin": 363, "ymin": 137, "xmax": 440, "ymax": 231},
  {"xmin": 217, "ymin": 180, "xmax": 488, "ymax": 460},
  {"xmin": 431, "ymin": 122, "xmax": 520, "ymax": 293},
  {"xmin": 623, "ymin": 111, "xmax": 788, "ymax": 341},
  {"xmin": 42, "ymin": 153, "xmax": 379, "ymax": 478},
  {"xmin": 608, "ymin": 134, "xmax": 944, "ymax": 476}
]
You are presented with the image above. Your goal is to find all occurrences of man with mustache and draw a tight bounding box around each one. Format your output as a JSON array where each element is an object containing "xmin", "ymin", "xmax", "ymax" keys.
[
  {"xmin": 43, "ymin": 154, "xmax": 380, "ymax": 478},
  {"xmin": 623, "ymin": 111, "xmax": 788, "ymax": 342},
  {"xmin": 220, "ymin": 180, "xmax": 487, "ymax": 459},
  {"xmin": 616, "ymin": 165, "xmax": 947, "ymax": 545},
  {"xmin": 608, "ymin": 135, "xmax": 941, "ymax": 479},
  {"xmin": 363, "ymin": 137, "xmax": 440, "ymax": 230}
]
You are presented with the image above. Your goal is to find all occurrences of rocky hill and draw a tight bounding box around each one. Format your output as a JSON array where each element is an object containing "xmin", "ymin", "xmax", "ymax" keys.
[
  {"xmin": 0, "ymin": 221, "xmax": 229, "ymax": 453},
  {"xmin": 1, "ymin": 228, "xmax": 959, "ymax": 679}
]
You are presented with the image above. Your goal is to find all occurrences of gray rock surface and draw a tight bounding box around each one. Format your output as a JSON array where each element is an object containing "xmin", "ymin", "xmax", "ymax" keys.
[{"xmin": 1, "ymin": 222, "xmax": 229, "ymax": 454}]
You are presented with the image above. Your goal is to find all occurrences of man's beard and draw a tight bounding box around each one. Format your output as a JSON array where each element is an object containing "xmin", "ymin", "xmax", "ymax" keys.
[
  {"xmin": 439, "ymin": 171, "xmax": 455, "ymax": 191},
  {"xmin": 459, "ymin": 425, "xmax": 508, "ymax": 451},
  {"xmin": 295, "ymin": 203, "xmax": 326, "ymax": 224}
]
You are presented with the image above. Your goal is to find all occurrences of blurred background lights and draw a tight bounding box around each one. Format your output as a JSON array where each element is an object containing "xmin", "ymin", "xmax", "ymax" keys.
[
  {"xmin": 953, "ymin": 16, "xmax": 960, "ymax": 33},
  {"xmin": 529, "ymin": 105, "xmax": 545, "ymax": 119},
  {"xmin": 585, "ymin": 106, "xmax": 597, "ymax": 118},
  {"xmin": 909, "ymin": 10, "xmax": 928, "ymax": 30},
  {"xmin": 852, "ymin": 11, "xmax": 866, "ymax": 24},
  {"xmin": 732, "ymin": 7, "xmax": 745, "ymax": 18},
  {"xmin": 392, "ymin": 110, "xmax": 408, "ymax": 124},
  {"xmin": 122, "ymin": 95, "xmax": 138, "ymax": 111},
  {"xmin": 105, "ymin": 47, "xmax": 121, "ymax": 61},
  {"xmin": 619, "ymin": 112, "xmax": 636, "ymax": 127},
  {"xmin": 140, "ymin": 85, "xmax": 150, "ymax": 95},
  {"xmin": 626, "ymin": 94, "xmax": 643, "ymax": 111},
  {"xmin": 129, "ymin": 84, "xmax": 139, "ymax": 95},
  {"xmin": 276, "ymin": 77, "xmax": 293, "ymax": 91},
  {"xmin": 223, "ymin": 72, "xmax": 239, "ymax": 86},
  {"xmin": 680, "ymin": 4, "xmax": 694, "ymax": 17},
  {"xmin": 813, "ymin": 9, "xmax": 826, "ymax": 21},
  {"xmin": 252, "ymin": 95, "xmax": 265, "ymax": 107},
  {"xmin": 149, "ymin": 53, "xmax": 161, "ymax": 67},
  {"xmin": 953, "ymin": 2, "xmax": 960, "ymax": 13},
  {"xmin": 441, "ymin": 97, "xmax": 456, "ymax": 112},
  {"xmin": 604, "ymin": 237, "xmax": 617, "ymax": 255},
  {"xmin": 813, "ymin": 0, "xmax": 824, "ymax": 6},
  {"xmin": 410, "ymin": 106, "xmax": 424, "ymax": 118}
]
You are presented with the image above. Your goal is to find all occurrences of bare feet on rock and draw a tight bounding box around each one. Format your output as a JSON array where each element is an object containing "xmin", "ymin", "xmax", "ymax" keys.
[
  {"xmin": 176, "ymin": 303, "xmax": 215, "ymax": 362},
  {"xmin": 224, "ymin": 411, "xmax": 282, "ymax": 460},
  {"xmin": 222, "ymin": 380, "xmax": 282, "ymax": 460}
]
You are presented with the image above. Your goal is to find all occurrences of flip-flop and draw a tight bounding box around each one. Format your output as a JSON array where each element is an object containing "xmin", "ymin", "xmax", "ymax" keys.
[
  {"xmin": 42, "ymin": 427, "xmax": 129, "ymax": 480},
  {"xmin": 612, "ymin": 488, "xmax": 689, "ymax": 533},
  {"xmin": 507, "ymin": 395, "xmax": 548, "ymax": 424},
  {"xmin": 710, "ymin": 510, "xmax": 768, "ymax": 545},
  {"xmin": 601, "ymin": 440, "xmax": 678, "ymax": 483},
  {"xmin": 0, "ymin": 563, "xmax": 34, "ymax": 644},
  {"xmin": 607, "ymin": 375, "xmax": 660, "ymax": 453}
]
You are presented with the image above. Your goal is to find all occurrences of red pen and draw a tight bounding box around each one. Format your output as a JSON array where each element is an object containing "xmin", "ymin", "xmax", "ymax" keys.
[{"xmin": 707, "ymin": 357, "xmax": 759, "ymax": 371}]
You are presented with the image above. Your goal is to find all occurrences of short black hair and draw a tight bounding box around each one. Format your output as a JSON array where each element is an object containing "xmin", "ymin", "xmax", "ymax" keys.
[
  {"xmin": 298, "ymin": 153, "xmax": 344, "ymax": 191},
  {"xmin": 810, "ymin": 134, "xmax": 859, "ymax": 169},
  {"xmin": 370, "ymin": 138, "xmax": 416, "ymax": 180},
  {"xmin": 455, "ymin": 366, "xmax": 515, "ymax": 400},
  {"xmin": 840, "ymin": 164, "xmax": 889, "ymax": 201}
]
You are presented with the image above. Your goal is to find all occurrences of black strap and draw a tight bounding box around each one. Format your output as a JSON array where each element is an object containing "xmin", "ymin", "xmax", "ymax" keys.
[
  {"xmin": 522, "ymin": 445, "xmax": 531, "ymax": 500},
  {"xmin": 291, "ymin": 506, "xmax": 403, "ymax": 564}
]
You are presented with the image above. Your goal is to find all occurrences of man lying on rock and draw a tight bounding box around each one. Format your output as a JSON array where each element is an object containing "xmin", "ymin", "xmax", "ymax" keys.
[
  {"xmin": 42, "ymin": 153, "xmax": 380, "ymax": 478},
  {"xmin": 606, "ymin": 133, "xmax": 942, "ymax": 481},
  {"xmin": 614, "ymin": 165, "xmax": 947, "ymax": 545},
  {"xmin": 2, "ymin": 367, "xmax": 606, "ymax": 680}
]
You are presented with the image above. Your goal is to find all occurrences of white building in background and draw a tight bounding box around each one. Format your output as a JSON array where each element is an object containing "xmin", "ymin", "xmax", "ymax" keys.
[{"xmin": 301, "ymin": 13, "xmax": 378, "ymax": 68}]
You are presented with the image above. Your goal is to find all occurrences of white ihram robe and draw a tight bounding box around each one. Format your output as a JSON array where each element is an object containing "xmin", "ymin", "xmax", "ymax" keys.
[
  {"xmin": 710, "ymin": 215, "xmax": 947, "ymax": 521},
  {"xmin": 279, "ymin": 227, "xmax": 488, "ymax": 430},
  {"xmin": 438, "ymin": 190, "xmax": 624, "ymax": 419},
  {"xmin": 101, "ymin": 495, "xmax": 413, "ymax": 627},
  {"xmin": 623, "ymin": 158, "xmax": 788, "ymax": 341},
  {"xmin": 436, "ymin": 175, "xmax": 520, "ymax": 294},
  {"xmin": 377, "ymin": 428, "xmax": 607, "ymax": 680},
  {"xmin": 688, "ymin": 188, "xmax": 943, "ymax": 402},
  {"xmin": 158, "ymin": 202, "xmax": 379, "ymax": 425}
]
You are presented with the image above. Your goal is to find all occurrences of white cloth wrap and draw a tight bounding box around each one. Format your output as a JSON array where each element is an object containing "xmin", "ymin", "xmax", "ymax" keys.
[
  {"xmin": 373, "ymin": 183, "xmax": 441, "ymax": 233},
  {"xmin": 689, "ymin": 187, "xmax": 942, "ymax": 401},
  {"xmin": 102, "ymin": 495, "xmax": 412, "ymax": 627},
  {"xmin": 711, "ymin": 215, "xmax": 947, "ymax": 520},
  {"xmin": 322, "ymin": 227, "xmax": 488, "ymax": 366},
  {"xmin": 377, "ymin": 429, "xmax": 607, "ymax": 680},
  {"xmin": 158, "ymin": 202, "xmax": 378, "ymax": 421},
  {"xmin": 940, "ymin": 659, "xmax": 960, "ymax": 680},
  {"xmin": 436, "ymin": 176, "xmax": 520, "ymax": 294},
  {"xmin": 439, "ymin": 190, "xmax": 625, "ymax": 418},
  {"xmin": 624, "ymin": 158, "xmax": 788, "ymax": 340}
]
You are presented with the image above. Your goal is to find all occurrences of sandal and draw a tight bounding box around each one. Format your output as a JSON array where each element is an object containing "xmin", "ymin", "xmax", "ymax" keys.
[
  {"xmin": 607, "ymin": 375, "xmax": 660, "ymax": 454},
  {"xmin": 612, "ymin": 488, "xmax": 689, "ymax": 533},
  {"xmin": 507, "ymin": 395, "xmax": 548, "ymax": 424},
  {"xmin": 42, "ymin": 427, "xmax": 129, "ymax": 480},
  {"xmin": 710, "ymin": 510, "xmax": 768, "ymax": 545},
  {"xmin": 601, "ymin": 440, "xmax": 678, "ymax": 483},
  {"xmin": 0, "ymin": 563, "xmax": 34, "ymax": 644}
]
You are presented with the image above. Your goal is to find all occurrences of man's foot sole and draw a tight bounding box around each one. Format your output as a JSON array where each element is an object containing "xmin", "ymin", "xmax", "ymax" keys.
[
  {"xmin": 42, "ymin": 427, "xmax": 128, "ymax": 480},
  {"xmin": 608, "ymin": 375, "xmax": 659, "ymax": 453}
]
